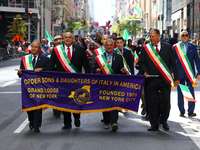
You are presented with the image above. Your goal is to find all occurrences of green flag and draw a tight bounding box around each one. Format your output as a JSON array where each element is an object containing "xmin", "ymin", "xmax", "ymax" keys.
[
  {"xmin": 123, "ymin": 29, "xmax": 130, "ymax": 41},
  {"xmin": 45, "ymin": 30, "xmax": 53, "ymax": 42}
]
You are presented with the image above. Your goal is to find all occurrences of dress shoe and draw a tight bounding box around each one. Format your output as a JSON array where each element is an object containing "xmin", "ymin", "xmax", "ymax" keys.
[
  {"xmin": 179, "ymin": 112, "xmax": 185, "ymax": 117},
  {"xmin": 188, "ymin": 112, "xmax": 196, "ymax": 118},
  {"xmin": 162, "ymin": 123, "xmax": 169, "ymax": 131},
  {"xmin": 111, "ymin": 123, "xmax": 118, "ymax": 132},
  {"xmin": 74, "ymin": 118, "xmax": 80, "ymax": 127},
  {"xmin": 141, "ymin": 108, "xmax": 146, "ymax": 116},
  {"xmin": 62, "ymin": 125, "xmax": 72, "ymax": 130},
  {"xmin": 29, "ymin": 122, "xmax": 33, "ymax": 130},
  {"xmin": 147, "ymin": 126, "xmax": 159, "ymax": 131},
  {"xmin": 34, "ymin": 128, "xmax": 40, "ymax": 133}
]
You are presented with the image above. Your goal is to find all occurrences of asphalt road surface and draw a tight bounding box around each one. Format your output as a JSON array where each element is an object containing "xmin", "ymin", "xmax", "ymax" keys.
[{"xmin": 0, "ymin": 58, "xmax": 200, "ymax": 150}]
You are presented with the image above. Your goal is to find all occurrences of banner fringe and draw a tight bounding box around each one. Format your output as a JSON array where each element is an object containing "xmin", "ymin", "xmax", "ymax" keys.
[{"xmin": 22, "ymin": 105, "xmax": 138, "ymax": 114}]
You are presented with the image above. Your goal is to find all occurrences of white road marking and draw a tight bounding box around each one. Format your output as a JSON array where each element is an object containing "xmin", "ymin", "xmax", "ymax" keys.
[
  {"xmin": 14, "ymin": 118, "xmax": 29, "ymax": 133},
  {"xmin": 0, "ymin": 92, "xmax": 21, "ymax": 94},
  {"xmin": 0, "ymin": 80, "xmax": 17, "ymax": 87}
]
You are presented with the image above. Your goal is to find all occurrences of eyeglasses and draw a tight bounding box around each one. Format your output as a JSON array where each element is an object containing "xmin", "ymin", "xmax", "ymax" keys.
[{"xmin": 181, "ymin": 34, "xmax": 189, "ymax": 37}]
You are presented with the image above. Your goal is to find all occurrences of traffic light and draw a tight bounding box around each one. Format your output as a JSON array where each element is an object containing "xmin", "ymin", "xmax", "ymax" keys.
[
  {"xmin": 81, "ymin": 19, "xmax": 84, "ymax": 23},
  {"xmin": 158, "ymin": 15, "xmax": 160, "ymax": 21},
  {"xmin": 29, "ymin": 11, "xmax": 33, "ymax": 18},
  {"xmin": 121, "ymin": 27, "xmax": 123, "ymax": 30},
  {"xmin": 116, "ymin": 19, "xmax": 119, "ymax": 23},
  {"xmin": 165, "ymin": 30, "xmax": 168, "ymax": 34},
  {"xmin": 161, "ymin": 15, "xmax": 164, "ymax": 20}
]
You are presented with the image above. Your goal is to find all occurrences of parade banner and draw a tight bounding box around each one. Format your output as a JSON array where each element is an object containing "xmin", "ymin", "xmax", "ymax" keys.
[{"xmin": 21, "ymin": 70, "xmax": 145, "ymax": 113}]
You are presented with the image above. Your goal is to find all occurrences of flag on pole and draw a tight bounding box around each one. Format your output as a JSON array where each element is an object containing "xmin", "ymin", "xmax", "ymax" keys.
[
  {"xmin": 179, "ymin": 84, "xmax": 197, "ymax": 102},
  {"xmin": 123, "ymin": 29, "xmax": 130, "ymax": 42},
  {"xmin": 134, "ymin": 6, "xmax": 142, "ymax": 16},
  {"xmin": 45, "ymin": 30, "xmax": 53, "ymax": 42},
  {"xmin": 134, "ymin": 52, "xmax": 139, "ymax": 63}
]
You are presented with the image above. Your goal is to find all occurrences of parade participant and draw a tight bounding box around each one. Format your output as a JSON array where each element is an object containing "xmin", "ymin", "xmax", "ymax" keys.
[
  {"xmin": 115, "ymin": 36, "xmax": 134, "ymax": 75},
  {"xmin": 138, "ymin": 29, "xmax": 180, "ymax": 131},
  {"xmin": 50, "ymin": 32, "xmax": 90, "ymax": 129},
  {"xmin": 74, "ymin": 35, "xmax": 82, "ymax": 46},
  {"xmin": 111, "ymin": 33, "xmax": 118, "ymax": 48},
  {"xmin": 17, "ymin": 41, "xmax": 51, "ymax": 133},
  {"xmin": 168, "ymin": 33, "xmax": 178, "ymax": 47},
  {"xmin": 94, "ymin": 32, "xmax": 102, "ymax": 46},
  {"xmin": 173, "ymin": 31, "xmax": 200, "ymax": 117},
  {"xmin": 92, "ymin": 39, "xmax": 127, "ymax": 131},
  {"xmin": 43, "ymin": 35, "xmax": 62, "ymax": 57},
  {"xmin": 91, "ymin": 34, "xmax": 109, "ymax": 73}
]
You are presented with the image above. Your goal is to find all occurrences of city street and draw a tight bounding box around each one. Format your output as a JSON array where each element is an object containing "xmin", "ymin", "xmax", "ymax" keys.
[{"xmin": 0, "ymin": 58, "xmax": 200, "ymax": 150}]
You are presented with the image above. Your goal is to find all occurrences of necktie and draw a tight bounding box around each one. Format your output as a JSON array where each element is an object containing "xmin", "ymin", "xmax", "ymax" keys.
[
  {"xmin": 32, "ymin": 56, "xmax": 36, "ymax": 68},
  {"xmin": 155, "ymin": 45, "xmax": 159, "ymax": 54},
  {"xmin": 108, "ymin": 55, "xmax": 112, "ymax": 66},
  {"xmin": 67, "ymin": 47, "xmax": 71, "ymax": 61},
  {"xmin": 184, "ymin": 44, "xmax": 187, "ymax": 53}
]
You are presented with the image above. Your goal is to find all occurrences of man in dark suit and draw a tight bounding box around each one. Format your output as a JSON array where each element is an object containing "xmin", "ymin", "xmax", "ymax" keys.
[
  {"xmin": 138, "ymin": 29, "xmax": 180, "ymax": 131},
  {"xmin": 115, "ymin": 36, "xmax": 134, "ymax": 75},
  {"xmin": 50, "ymin": 32, "xmax": 90, "ymax": 129},
  {"xmin": 18, "ymin": 41, "xmax": 51, "ymax": 133},
  {"xmin": 173, "ymin": 31, "xmax": 200, "ymax": 117},
  {"xmin": 92, "ymin": 39, "xmax": 127, "ymax": 131}
]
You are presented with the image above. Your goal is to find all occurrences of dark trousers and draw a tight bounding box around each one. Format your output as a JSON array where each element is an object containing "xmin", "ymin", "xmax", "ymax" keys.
[
  {"xmin": 53, "ymin": 109, "xmax": 61, "ymax": 117},
  {"xmin": 177, "ymin": 78, "xmax": 195, "ymax": 114},
  {"xmin": 27, "ymin": 109, "xmax": 42, "ymax": 128},
  {"xmin": 145, "ymin": 78, "xmax": 171, "ymax": 126},
  {"xmin": 62, "ymin": 112, "xmax": 80, "ymax": 126},
  {"xmin": 103, "ymin": 110, "xmax": 118, "ymax": 125}
]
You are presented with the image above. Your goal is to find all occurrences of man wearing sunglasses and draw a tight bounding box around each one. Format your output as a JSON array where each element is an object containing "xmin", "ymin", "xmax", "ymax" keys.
[{"xmin": 173, "ymin": 31, "xmax": 200, "ymax": 117}]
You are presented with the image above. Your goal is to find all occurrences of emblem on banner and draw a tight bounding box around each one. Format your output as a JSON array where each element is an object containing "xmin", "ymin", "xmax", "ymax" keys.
[{"xmin": 69, "ymin": 85, "xmax": 92, "ymax": 105}]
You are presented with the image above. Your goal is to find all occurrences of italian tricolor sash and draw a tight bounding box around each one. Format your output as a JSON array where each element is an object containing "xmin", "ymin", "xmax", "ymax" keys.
[
  {"xmin": 144, "ymin": 43, "xmax": 176, "ymax": 88},
  {"xmin": 94, "ymin": 47, "xmax": 105, "ymax": 56},
  {"xmin": 22, "ymin": 54, "xmax": 34, "ymax": 70},
  {"xmin": 174, "ymin": 42, "xmax": 197, "ymax": 87},
  {"xmin": 86, "ymin": 48, "xmax": 93, "ymax": 56},
  {"xmin": 115, "ymin": 48, "xmax": 131, "ymax": 75},
  {"xmin": 125, "ymin": 46, "xmax": 134, "ymax": 58},
  {"xmin": 95, "ymin": 54, "xmax": 114, "ymax": 74},
  {"xmin": 54, "ymin": 44, "xmax": 79, "ymax": 73},
  {"xmin": 92, "ymin": 40, "xmax": 101, "ymax": 49}
]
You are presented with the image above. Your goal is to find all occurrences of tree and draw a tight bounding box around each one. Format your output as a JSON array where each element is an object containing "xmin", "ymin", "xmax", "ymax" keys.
[
  {"xmin": 65, "ymin": 19, "xmax": 89, "ymax": 35},
  {"xmin": 6, "ymin": 14, "xmax": 27, "ymax": 39},
  {"xmin": 111, "ymin": 15, "xmax": 142, "ymax": 39}
]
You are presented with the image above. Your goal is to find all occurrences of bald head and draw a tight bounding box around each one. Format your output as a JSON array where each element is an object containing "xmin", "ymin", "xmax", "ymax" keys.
[{"xmin": 64, "ymin": 32, "xmax": 73, "ymax": 47}]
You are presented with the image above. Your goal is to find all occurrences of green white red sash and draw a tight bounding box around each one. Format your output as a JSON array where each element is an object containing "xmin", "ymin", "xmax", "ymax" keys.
[
  {"xmin": 134, "ymin": 52, "xmax": 139, "ymax": 63},
  {"xmin": 94, "ymin": 47, "xmax": 105, "ymax": 56},
  {"xmin": 144, "ymin": 43, "xmax": 176, "ymax": 88},
  {"xmin": 95, "ymin": 54, "xmax": 114, "ymax": 74},
  {"xmin": 54, "ymin": 44, "xmax": 79, "ymax": 73},
  {"xmin": 125, "ymin": 46, "xmax": 134, "ymax": 58},
  {"xmin": 115, "ymin": 48, "xmax": 131, "ymax": 75},
  {"xmin": 86, "ymin": 48, "xmax": 93, "ymax": 56},
  {"xmin": 22, "ymin": 54, "xmax": 34, "ymax": 70},
  {"xmin": 92, "ymin": 40, "xmax": 101, "ymax": 49},
  {"xmin": 174, "ymin": 42, "xmax": 197, "ymax": 86}
]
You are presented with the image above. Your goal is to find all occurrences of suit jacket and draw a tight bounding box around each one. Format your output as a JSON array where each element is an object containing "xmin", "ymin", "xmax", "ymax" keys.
[
  {"xmin": 173, "ymin": 42, "xmax": 200, "ymax": 80},
  {"xmin": 92, "ymin": 52, "xmax": 124, "ymax": 74},
  {"xmin": 50, "ymin": 44, "xmax": 91, "ymax": 73},
  {"xmin": 19, "ymin": 54, "xmax": 51, "ymax": 77},
  {"xmin": 122, "ymin": 47, "xmax": 134, "ymax": 75},
  {"xmin": 138, "ymin": 42, "xmax": 179, "ymax": 86}
]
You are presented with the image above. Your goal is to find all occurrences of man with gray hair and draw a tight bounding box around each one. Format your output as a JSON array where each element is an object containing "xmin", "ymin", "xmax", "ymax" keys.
[
  {"xmin": 18, "ymin": 40, "xmax": 51, "ymax": 133},
  {"xmin": 173, "ymin": 30, "xmax": 200, "ymax": 117},
  {"xmin": 92, "ymin": 39, "xmax": 127, "ymax": 131}
]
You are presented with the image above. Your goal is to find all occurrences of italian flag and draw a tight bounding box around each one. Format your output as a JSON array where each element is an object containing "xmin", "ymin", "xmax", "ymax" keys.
[
  {"xmin": 179, "ymin": 84, "xmax": 197, "ymax": 102},
  {"xmin": 134, "ymin": 52, "xmax": 139, "ymax": 63}
]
